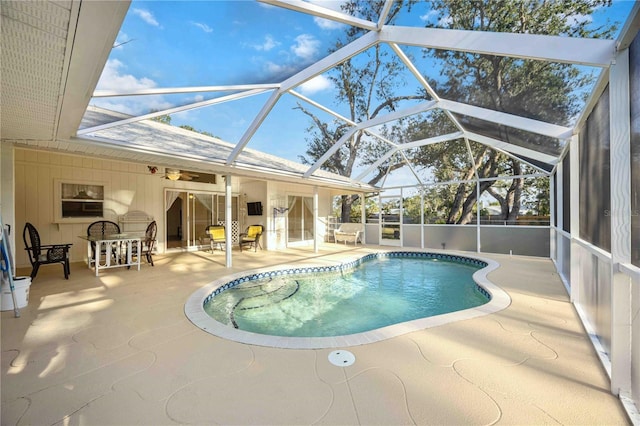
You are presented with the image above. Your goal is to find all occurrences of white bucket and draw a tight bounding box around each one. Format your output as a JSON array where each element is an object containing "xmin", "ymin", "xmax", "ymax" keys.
[{"xmin": 1, "ymin": 276, "xmax": 31, "ymax": 311}]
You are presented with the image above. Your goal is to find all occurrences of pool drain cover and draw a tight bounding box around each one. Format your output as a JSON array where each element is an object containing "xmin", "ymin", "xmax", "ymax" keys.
[{"xmin": 328, "ymin": 350, "xmax": 355, "ymax": 367}]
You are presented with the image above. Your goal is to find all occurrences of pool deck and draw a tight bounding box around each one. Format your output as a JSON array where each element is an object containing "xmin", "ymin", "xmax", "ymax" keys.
[{"xmin": 1, "ymin": 245, "xmax": 631, "ymax": 425}]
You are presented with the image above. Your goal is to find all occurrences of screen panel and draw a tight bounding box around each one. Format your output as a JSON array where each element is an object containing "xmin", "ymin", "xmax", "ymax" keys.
[
  {"xmin": 630, "ymin": 32, "xmax": 640, "ymax": 267},
  {"xmin": 578, "ymin": 86, "xmax": 611, "ymax": 252}
]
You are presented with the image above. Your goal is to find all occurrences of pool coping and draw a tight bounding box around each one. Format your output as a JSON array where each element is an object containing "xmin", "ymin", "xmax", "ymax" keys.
[{"xmin": 184, "ymin": 250, "xmax": 511, "ymax": 349}]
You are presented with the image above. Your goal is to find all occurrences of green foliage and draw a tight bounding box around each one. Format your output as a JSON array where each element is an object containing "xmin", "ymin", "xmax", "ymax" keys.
[
  {"xmin": 331, "ymin": 195, "xmax": 378, "ymax": 223},
  {"xmin": 301, "ymin": 0, "xmax": 615, "ymax": 224},
  {"xmin": 150, "ymin": 113, "xmax": 171, "ymax": 124},
  {"xmin": 149, "ymin": 111, "xmax": 218, "ymax": 137},
  {"xmin": 425, "ymin": 0, "xmax": 615, "ymax": 126},
  {"xmin": 402, "ymin": 196, "xmax": 422, "ymax": 224},
  {"xmin": 178, "ymin": 124, "xmax": 218, "ymax": 138},
  {"xmin": 298, "ymin": 0, "xmax": 422, "ymax": 222}
]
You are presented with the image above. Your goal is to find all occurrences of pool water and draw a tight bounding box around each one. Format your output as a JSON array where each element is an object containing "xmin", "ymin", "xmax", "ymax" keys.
[{"xmin": 204, "ymin": 256, "xmax": 488, "ymax": 337}]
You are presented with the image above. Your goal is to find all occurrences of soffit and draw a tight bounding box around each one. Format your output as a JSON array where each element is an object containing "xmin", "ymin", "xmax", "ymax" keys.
[
  {"xmin": 0, "ymin": 0, "xmax": 75, "ymax": 140},
  {"xmin": 0, "ymin": 0, "xmax": 128, "ymax": 142}
]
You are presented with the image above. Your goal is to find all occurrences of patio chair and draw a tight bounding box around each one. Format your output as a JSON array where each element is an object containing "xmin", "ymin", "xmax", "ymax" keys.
[
  {"xmin": 87, "ymin": 220, "xmax": 121, "ymax": 265},
  {"xmin": 239, "ymin": 225, "xmax": 263, "ymax": 252},
  {"xmin": 334, "ymin": 223, "xmax": 364, "ymax": 245},
  {"xmin": 206, "ymin": 225, "xmax": 225, "ymax": 252},
  {"xmin": 23, "ymin": 222, "xmax": 72, "ymax": 280},
  {"xmin": 131, "ymin": 220, "xmax": 157, "ymax": 266}
]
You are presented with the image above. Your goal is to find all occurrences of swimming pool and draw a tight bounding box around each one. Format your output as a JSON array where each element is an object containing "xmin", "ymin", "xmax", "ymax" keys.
[{"xmin": 185, "ymin": 251, "xmax": 511, "ymax": 349}]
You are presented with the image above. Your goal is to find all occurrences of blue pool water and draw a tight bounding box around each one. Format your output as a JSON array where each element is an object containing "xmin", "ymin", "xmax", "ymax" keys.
[{"xmin": 204, "ymin": 254, "xmax": 489, "ymax": 338}]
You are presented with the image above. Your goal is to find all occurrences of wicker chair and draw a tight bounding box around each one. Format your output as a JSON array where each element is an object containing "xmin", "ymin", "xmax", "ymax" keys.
[
  {"xmin": 205, "ymin": 225, "xmax": 225, "ymax": 252},
  {"xmin": 239, "ymin": 225, "xmax": 263, "ymax": 252},
  {"xmin": 87, "ymin": 220, "xmax": 121, "ymax": 265},
  {"xmin": 23, "ymin": 222, "xmax": 72, "ymax": 280}
]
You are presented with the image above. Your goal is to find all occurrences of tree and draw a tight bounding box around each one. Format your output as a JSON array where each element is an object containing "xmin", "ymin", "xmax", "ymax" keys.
[
  {"xmin": 149, "ymin": 111, "xmax": 220, "ymax": 138},
  {"xmin": 298, "ymin": 0, "xmax": 421, "ymax": 223},
  {"xmin": 300, "ymin": 0, "xmax": 615, "ymax": 224},
  {"xmin": 150, "ymin": 113, "xmax": 171, "ymax": 124},
  {"xmin": 413, "ymin": 0, "xmax": 616, "ymax": 223}
]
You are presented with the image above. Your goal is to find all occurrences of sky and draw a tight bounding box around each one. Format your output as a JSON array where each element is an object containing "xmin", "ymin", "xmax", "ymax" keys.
[{"xmin": 91, "ymin": 0, "xmax": 637, "ymax": 182}]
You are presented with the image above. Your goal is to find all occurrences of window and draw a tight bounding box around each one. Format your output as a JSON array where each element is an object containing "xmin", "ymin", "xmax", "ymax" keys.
[{"xmin": 55, "ymin": 180, "xmax": 106, "ymax": 223}]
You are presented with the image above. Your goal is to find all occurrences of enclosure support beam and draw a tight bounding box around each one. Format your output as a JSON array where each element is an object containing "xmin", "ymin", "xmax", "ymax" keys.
[
  {"xmin": 476, "ymin": 181, "xmax": 481, "ymax": 253},
  {"xmin": 569, "ymin": 134, "xmax": 580, "ymax": 304},
  {"xmin": 549, "ymin": 174, "xmax": 556, "ymax": 262},
  {"xmin": 360, "ymin": 193, "xmax": 366, "ymax": 243},
  {"xmin": 555, "ymin": 160, "xmax": 564, "ymax": 277},
  {"xmin": 313, "ymin": 187, "xmax": 318, "ymax": 254},
  {"xmin": 225, "ymin": 175, "xmax": 233, "ymax": 268},
  {"xmin": 608, "ymin": 47, "xmax": 632, "ymax": 396},
  {"xmin": 420, "ymin": 188, "xmax": 424, "ymax": 249}
]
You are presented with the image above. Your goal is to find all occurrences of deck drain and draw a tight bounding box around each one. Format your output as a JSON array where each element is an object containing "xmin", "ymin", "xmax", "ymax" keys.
[{"xmin": 328, "ymin": 350, "xmax": 355, "ymax": 367}]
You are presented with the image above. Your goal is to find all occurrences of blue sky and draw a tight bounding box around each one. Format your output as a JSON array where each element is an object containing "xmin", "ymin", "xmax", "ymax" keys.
[{"xmin": 93, "ymin": 0, "xmax": 636, "ymax": 168}]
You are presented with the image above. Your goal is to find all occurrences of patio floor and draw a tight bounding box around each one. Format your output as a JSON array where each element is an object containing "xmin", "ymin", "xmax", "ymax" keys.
[{"xmin": 1, "ymin": 244, "xmax": 630, "ymax": 425}]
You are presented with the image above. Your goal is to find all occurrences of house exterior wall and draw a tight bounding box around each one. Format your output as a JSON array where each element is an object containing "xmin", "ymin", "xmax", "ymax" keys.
[
  {"xmin": 264, "ymin": 180, "xmax": 332, "ymax": 250},
  {"xmin": 1, "ymin": 144, "xmax": 16, "ymax": 261},
  {"xmin": 13, "ymin": 147, "xmax": 235, "ymax": 267},
  {"xmin": 12, "ymin": 147, "xmax": 336, "ymax": 267}
]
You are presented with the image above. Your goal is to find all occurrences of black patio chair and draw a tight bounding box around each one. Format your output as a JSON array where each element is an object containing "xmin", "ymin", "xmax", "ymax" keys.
[
  {"xmin": 131, "ymin": 221, "xmax": 157, "ymax": 266},
  {"xmin": 87, "ymin": 220, "xmax": 121, "ymax": 265},
  {"xmin": 23, "ymin": 222, "xmax": 72, "ymax": 280}
]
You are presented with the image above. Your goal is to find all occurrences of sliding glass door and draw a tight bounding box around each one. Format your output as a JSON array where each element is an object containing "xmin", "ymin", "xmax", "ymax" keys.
[
  {"xmin": 190, "ymin": 193, "xmax": 214, "ymax": 247},
  {"xmin": 287, "ymin": 195, "xmax": 313, "ymax": 245},
  {"xmin": 165, "ymin": 190, "xmax": 238, "ymax": 250}
]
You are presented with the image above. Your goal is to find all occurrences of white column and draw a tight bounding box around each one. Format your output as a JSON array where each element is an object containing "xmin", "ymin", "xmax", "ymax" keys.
[
  {"xmin": 399, "ymin": 187, "xmax": 404, "ymax": 247},
  {"xmin": 476, "ymin": 180, "xmax": 481, "ymax": 253},
  {"xmin": 549, "ymin": 174, "xmax": 556, "ymax": 261},
  {"xmin": 360, "ymin": 192, "xmax": 366, "ymax": 243},
  {"xmin": 569, "ymin": 135, "xmax": 580, "ymax": 304},
  {"xmin": 609, "ymin": 48, "xmax": 632, "ymax": 395},
  {"xmin": 556, "ymin": 161, "xmax": 564, "ymax": 274},
  {"xmin": 0, "ymin": 144, "xmax": 15, "ymax": 268},
  {"xmin": 313, "ymin": 186, "xmax": 318, "ymax": 253},
  {"xmin": 225, "ymin": 175, "xmax": 233, "ymax": 268},
  {"xmin": 420, "ymin": 187, "xmax": 424, "ymax": 249}
]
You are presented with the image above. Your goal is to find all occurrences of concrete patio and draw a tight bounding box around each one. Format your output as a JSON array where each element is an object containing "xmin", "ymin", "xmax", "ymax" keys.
[{"xmin": 1, "ymin": 245, "xmax": 630, "ymax": 425}]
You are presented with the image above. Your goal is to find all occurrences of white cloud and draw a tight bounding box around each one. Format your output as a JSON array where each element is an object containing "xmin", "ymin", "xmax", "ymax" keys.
[
  {"xmin": 251, "ymin": 34, "xmax": 279, "ymax": 51},
  {"xmin": 90, "ymin": 98, "xmax": 172, "ymax": 116},
  {"xmin": 419, "ymin": 10, "xmax": 439, "ymax": 23},
  {"xmin": 265, "ymin": 61, "xmax": 296, "ymax": 76},
  {"xmin": 191, "ymin": 21, "xmax": 213, "ymax": 33},
  {"xmin": 313, "ymin": 17, "xmax": 344, "ymax": 30},
  {"xmin": 97, "ymin": 59, "xmax": 157, "ymax": 92},
  {"xmin": 298, "ymin": 75, "xmax": 332, "ymax": 95},
  {"xmin": 93, "ymin": 60, "xmax": 173, "ymax": 115},
  {"xmin": 132, "ymin": 8, "xmax": 161, "ymax": 28},
  {"xmin": 291, "ymin": 34, "xmax": 320, "ymax": 61},
  {"xmin": 113, "ymin": 32, "xmax": 130, "ymax": 50}
]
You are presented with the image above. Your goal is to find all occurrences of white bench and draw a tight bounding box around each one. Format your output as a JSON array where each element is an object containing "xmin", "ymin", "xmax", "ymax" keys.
[{"xmin": 334, "ymin": 223, "xmax": 364, "ymax": 245}]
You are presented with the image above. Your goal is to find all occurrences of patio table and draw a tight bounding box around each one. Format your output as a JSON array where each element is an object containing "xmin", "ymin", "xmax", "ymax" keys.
[{"xmin": 79, "ymin": 233, "xmax": 141, "ymax": 276}]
